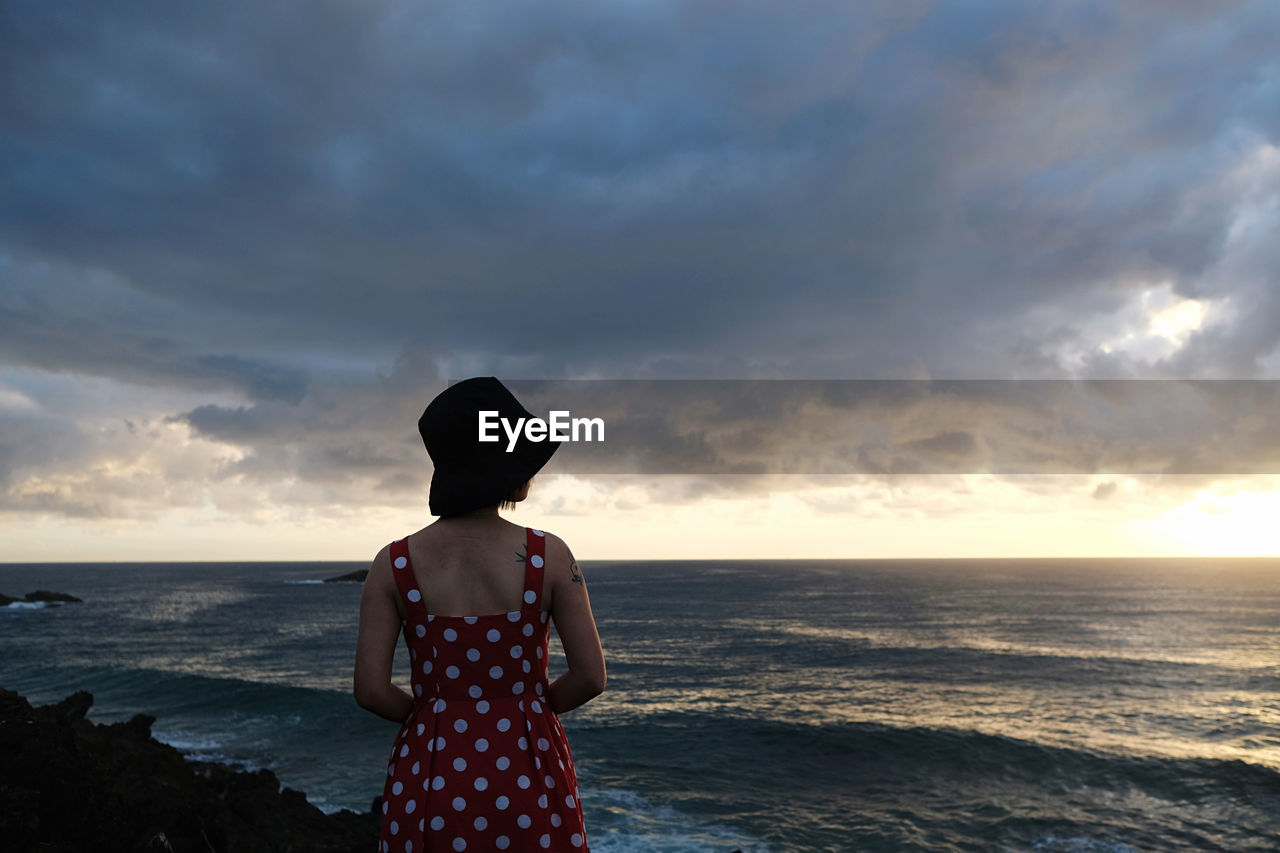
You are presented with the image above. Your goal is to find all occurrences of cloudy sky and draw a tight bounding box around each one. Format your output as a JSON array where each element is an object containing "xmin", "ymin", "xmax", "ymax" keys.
[{"xmin": 3, "ymin": 0, "xmax": 1279, "ymax": 561}]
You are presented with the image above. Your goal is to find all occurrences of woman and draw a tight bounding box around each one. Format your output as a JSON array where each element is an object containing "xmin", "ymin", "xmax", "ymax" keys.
[{"xmin": 354, "ymin": 377, "xmax": 606, "ymax": 852}]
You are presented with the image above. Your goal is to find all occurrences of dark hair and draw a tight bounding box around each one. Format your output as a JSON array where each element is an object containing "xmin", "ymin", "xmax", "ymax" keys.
[{"xmin": 499, "ymin": 478, "xmax": 533, "ymax": 513}]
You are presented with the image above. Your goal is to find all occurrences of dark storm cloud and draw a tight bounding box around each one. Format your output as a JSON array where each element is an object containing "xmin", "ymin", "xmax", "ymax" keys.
[{"xmin": 2, "ymin": 1, "xmax": 1279, "ymax": 519}]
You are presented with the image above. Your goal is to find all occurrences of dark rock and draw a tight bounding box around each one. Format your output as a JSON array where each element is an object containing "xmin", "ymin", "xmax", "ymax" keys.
[
  {"xmin": 0, "ymin": 687, "xmax": 378, "ymax": 852},
  {"xmin": 50, "ymin": 690, "xmax": 94, "ymax": 720},
  {"xmin": 323, "ymin": 570, "xmax": 368, "ymax": 583},
  {"xmin": 0, "ymin": 591, "xmax": 16, "ymax": 606},
  {"xmin": 24, "ymin": 590, "xmax": 84, "ymax": 603}
]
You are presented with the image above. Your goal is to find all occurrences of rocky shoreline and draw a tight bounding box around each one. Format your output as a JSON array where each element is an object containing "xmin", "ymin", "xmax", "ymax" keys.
[{"xmin": 0, "ymin": 688, "xmax": 378, "ymax": 852}]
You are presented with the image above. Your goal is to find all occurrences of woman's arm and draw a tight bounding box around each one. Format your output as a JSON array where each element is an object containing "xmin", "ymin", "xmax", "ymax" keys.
[
  {"xmin": 545, "ymin": 535, "xmax": 606, "ymax": 714},
  {"xmin": 353, "ymin": 546, "xmax": 413, "ymax": 722}
]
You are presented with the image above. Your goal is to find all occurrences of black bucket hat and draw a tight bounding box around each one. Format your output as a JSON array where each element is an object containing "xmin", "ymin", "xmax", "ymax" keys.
[{"xmin": 417, "ymin": 377, "xmax": 561, "ymax": 517}]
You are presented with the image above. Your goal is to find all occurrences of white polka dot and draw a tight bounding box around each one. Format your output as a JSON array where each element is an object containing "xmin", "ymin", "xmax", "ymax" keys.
[
  {"xmin": 428, "ymin": 615, "xmax": 435, "ymax": 622},
  {"xmin": 507, "ymin": 612, "xmax": 521, "ymax": 622},
  {"xmin": 446, "ymin": 665, "xmax": 460, "ymax": 679},
  {"xmin": 474, "ymin": 816, "xmax": 488, "ymax": 831},
  {"xmin": 405, "ymin": 799, "xmax": 416, "ymax": 814},
  {"xmin": 538, "ymin": 794, "xmax": 548, "ymax": 808},
  {"xmin": 390, "ymin": 820, "xmax": 399, "ymax": 835},
  {"xmin": 523, "ymin": 660, "xmax": 532, "ymax": 674},
  {"xmin": 476, "ymin": 700, "xmax": 490, "ymax": 714},
  {"xmin": 565, "ymin": 795, "xmax": 576, "ymax": 808},
  {"xmin": 512, "ymin": 682, "xmax": 525, "ymax": 695},
  {"xmin": 464, "ymin": 616, "xmax": 477, "ymax": 624},
  {"xmin": 517, "ymin": 814, "xmax": 532, "ymax": 829},
  {"xmin": 497, "ymin": 718, "xmax": 512, "ymax": 732},
  {"xmin": 551, "ymin": 813, "xmax": 562, "ymax": 827},
  {"xmin": 537, "ymin": 737, "xmax": 549, "ymax": 750},
  {"xmin": 539, "ymin": 834, "xmax": 550, "ymax": 848},
  {"xmin": 415, "ymin": 624, "xmax": 426, "ymax": 638},
  {"xmin": 453, "ymin": 757, "xmax": 467, "ymax": 772},
  {"xmin": 452, "ymin": 839, "xmax": 465, "ymax": 852},
  {"xmin": 489, "ymin": 665, "xmax": 504, "ymax": 679},
  {"xmin": 474, "ymin": 776, "xmax": 488, "ymax": 791},
  {"xmin": 487, "ymin": 628, "xmax": 501, "ymax": 642},
  {"xmin": 545, "ymin": 775, "xmax": 556, "ymax": 788},
  {"xmin": 406, "ymin": 842, "xmax": 413, "ymax": 853},
  {"xmin": 414, "ymin": 683, "xmax": 423, "ymax": 696},
  {"xmin": 382, "ymin": 801, "xmax": 389, "ymax": 814},
  {"xmin": 419, "ymin": 819, "xmax": 424, "ymax": 832},
  {"xmin": 517, "ymin": 775, "xmax": 531, "ymax": 789},
  {"xmin": 531, "ymin": 554, "xmax": 544, "ymax": 569},
  {"xmin": 532, "ymin": 529, "xmax": 544, "ymax": 536},
  {"xmin": 392, "ymin": 781, "xmax": 403, "ymax": 795},
  {"xmin": 535, "ymin": 682, "xmax": 543, "ymax": 695},
  {"xmin": 495, "ymin": 795, "xmax": 510, "ymax": 810},
  {"xmin": 531, "ymin": 700, "xmax": 542, "ymax": 713},
  {"xmin": 431, "ymin": 816, "xmax": 445, "ymax": 831},
  {"xmin": 432, "ymin": 776, "xmax": 445, "ymax": 790},
  {"xmin": 468, "ymin": 685, "xmax": 482, "ymax": 698},
  {"xmin": 400, "ymin": 744, "xmax": 409, "ymax": 757},
  {"xmin": 394, "ymin": 556, "xmax": 407, "ymax": 569},
  {"xmin": 443, "ymin": 628, "xmax": 457, "ymax": 642},
  {"xmin": 518, "ymin": 736, "xmax": 528, "ymax": 750},
  {"xmin": 407, "ymin": 589, "xmax": 421, "ymax": 603},
  {"xmin": 523, "ymin": 624, "xmax": 534, "ymax": 637},
  {"xmin": 540, "ymin": 611, "xmax": 549, "ymax": 623},
  {"xmin": 422, "ymin": 661, "xmax": 433, "ymax": 675},
  {"xmin": 434, "ymin": 699, "xmax": 447, "ymax": 713},
  {"xmin": 536, "ymin": 646, "xmax": 543, "ymax": 658},
  {"xmin": 524, "ymin": 590, "xmax": 536, "ymax": 604},
  {"xmin": 571, "ymin": 833, "xmax": 583, "ymax": 847},
  {"xmin": 452, "ymin": 796, "xmax": 466, "ymax": 811},
  {"xmin": 454, "ymin": 719, "xmax": 468, "ymax": 733},
  {"xmin": 510, "ymin": 645, "xmax": 522, "ymax": 659},
  {"xmin": 496, "ymin": 756, "xmax": 510, "ymax": 770},
  {"xmin": 411, "ymin": 761, "xmax": 420, "ymax": 775},
  {"xmin": 434, "ymin": 737, "xmax": 447, "ymax": 750},
  {"xmin": 475, "ymin": 738, "xmax": 489, "ymax": 752},
  {"xmin": 496, "ymin": 837, "xmax": 510, "ymax": 850},
  {"xmin": 466, "ymin": 647, "xmax": 480, "ymax": 662}
]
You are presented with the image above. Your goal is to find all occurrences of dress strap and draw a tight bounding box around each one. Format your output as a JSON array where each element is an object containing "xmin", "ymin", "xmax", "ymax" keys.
[
  {"xmin": 522, "ymin": 527, "xmax": 547, "ymax": 613},
  {"xmin": 388, "ymin": 537, "xmax": 428, "ymax": 616}
]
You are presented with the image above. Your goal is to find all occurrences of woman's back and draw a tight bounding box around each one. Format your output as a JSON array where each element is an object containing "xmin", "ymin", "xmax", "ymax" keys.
[{"xmin": 404, "ymin": 517, "xmax": 546, "ymax": 618}]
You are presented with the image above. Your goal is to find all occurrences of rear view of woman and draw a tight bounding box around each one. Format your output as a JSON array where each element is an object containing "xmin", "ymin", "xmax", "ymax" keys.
[{"xmin": 354, "ymin": 377, "xmax": 606, "ymax": 852}]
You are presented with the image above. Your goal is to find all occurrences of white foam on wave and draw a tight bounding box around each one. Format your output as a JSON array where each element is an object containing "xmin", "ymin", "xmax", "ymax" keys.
[
  {"xmin": 584, "ymin": 787, "xmax": 771, "ymax": 853},
  {"xmin": 3, "ymin": 600, "xmax": 49, "ymax": 610},
  {"xmin": 153, "ymin": 728, "xmax": 267, "ymax": 774},
  {"xmin": 1032, "ymin": 837, "xmax": 1139, "ymax": 853},
  {"xmin": 283, "ymin": 579, "xmax": 325, "ymax": 585}
]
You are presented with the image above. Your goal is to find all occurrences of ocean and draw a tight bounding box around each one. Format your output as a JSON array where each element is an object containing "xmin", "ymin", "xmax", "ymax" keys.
[{"xmin": 2, "ymin": 557, "xmax": 1278, "ymax": 852}]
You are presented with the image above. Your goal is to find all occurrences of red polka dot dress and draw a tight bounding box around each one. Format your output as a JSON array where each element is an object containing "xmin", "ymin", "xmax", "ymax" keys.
[{"xmin": 378, "ymin": 527, "xmax": 587, "ymax": 853}]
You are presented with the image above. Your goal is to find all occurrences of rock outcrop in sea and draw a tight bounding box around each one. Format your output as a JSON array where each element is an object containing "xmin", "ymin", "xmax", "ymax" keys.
[
  {"xmin": 323, "ymin": 570, "xmax": 368, "ymax": 583},
  {"xmin": 0, "ymin": 590, "xmax": 84, "ymax": 606},
  {"xmin": 0, "ymin": 688, "xmax": 377, "ymax": 852}
]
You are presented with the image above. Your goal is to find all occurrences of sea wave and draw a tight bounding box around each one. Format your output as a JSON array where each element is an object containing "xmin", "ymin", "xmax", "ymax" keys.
[
  {"xmin": 3, "ymin": 601, "xmax": 50, "ymax": 610},
  {"xmin": 585, "ymin": 787, "xmax": 769, "ymax": 853}
]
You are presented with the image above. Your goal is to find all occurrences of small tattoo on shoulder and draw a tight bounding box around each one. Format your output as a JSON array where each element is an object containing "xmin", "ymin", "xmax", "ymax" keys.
[
  {"xmin": 515, "ymin": 546, "xmax": 528, "ymax": 563},
  {"xmin": 569, "ymin": 550, "xmax": 583, "ymax": 584}
]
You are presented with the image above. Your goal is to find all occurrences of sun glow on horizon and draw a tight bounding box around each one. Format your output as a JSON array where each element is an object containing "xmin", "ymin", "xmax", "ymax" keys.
[{"xmin": 1143, "ymin": 487, "xmax": 1280, "ymax": 557}]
